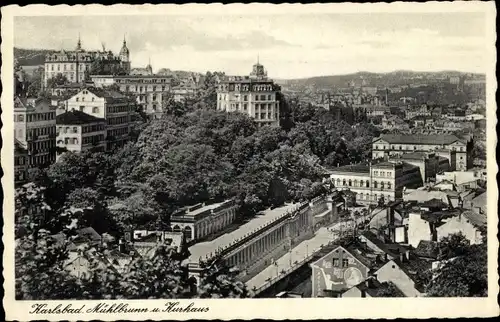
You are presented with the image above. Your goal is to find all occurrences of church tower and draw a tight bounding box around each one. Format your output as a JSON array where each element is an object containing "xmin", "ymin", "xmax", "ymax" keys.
[{"xmin": 119, "ymin": 35, "xmax": 131, "ymax": 74}]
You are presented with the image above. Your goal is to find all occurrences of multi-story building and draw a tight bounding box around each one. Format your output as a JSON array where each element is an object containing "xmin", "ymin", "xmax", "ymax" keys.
[
  {"xmin": 372, "ymin": 134, "xmax": 472, "ymax": 171},
  {"xmin": 217, "ymin": 61, "xmax": 281, "ymax": 127},
  {"xmin": 389, "ymin": 152, "xmax": 450, "ymax": 183},
  {"xmin": 14, "ymin": 97, "xmax": 57, "ymax": 168},
  {"xmin": 169, "ymin": 200, "xmax": 238, "ymax": 243},
  {"xmin": 405, "ymin": 104, "xmax": 431, "ymax": 120},
  {"xmin": 56, "ymin": 109, "xmax": 107, "ymax": 158},
  {"xmin": 90, "ymin": 74, "xmax": 174, "ymax": 118},
  {"xmin": 328, "ymin": 161, "xmax": 423, "ymax": 204},
  {"xmin": 14, "ymin": 139, "xmax": 29, "ymax": 187},
  {"xmin": 66, "ymin": 87, "xmax": 133, "ymax": 150},
  {"xmin": 44, "ymin": 36, "xmax": 130, "ymax": 87}
]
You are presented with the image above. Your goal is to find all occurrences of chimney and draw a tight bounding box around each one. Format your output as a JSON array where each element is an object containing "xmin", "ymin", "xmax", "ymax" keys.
[
  {"xmin": 399, "ymin": 252, "xmax": 404, "ymax": 263},
  {"xmin": 118, "ymin": 238, "xmax": 125, "ymax": 253}
]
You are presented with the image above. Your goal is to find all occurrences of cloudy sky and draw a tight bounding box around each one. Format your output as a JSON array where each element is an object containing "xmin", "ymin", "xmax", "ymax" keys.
[{"xmin": 14, "ymin": 12, "xmax": 489, "ymax": 79}]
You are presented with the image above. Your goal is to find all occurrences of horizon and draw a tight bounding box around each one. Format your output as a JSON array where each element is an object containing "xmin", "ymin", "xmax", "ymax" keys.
[{"xmin": 14, "ymin": 12, "xmax": 489, "ymax": 79}]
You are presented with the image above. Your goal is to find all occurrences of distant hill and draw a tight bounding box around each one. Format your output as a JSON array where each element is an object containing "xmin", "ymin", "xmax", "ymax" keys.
[
  {"xmin": 14, "ymin": 47, "xmax": 59, "ymax": 66},
  {"xmin": 281, "ymin": 71, "xmax": 485, "ymax": 90}
]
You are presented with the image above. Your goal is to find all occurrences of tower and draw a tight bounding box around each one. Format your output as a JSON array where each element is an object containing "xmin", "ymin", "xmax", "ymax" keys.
[
  {"xmin": 76, "ymin": 33, "xmax": 82, "ymax": 51},
  {"xmin": 146, "ymin": 57, "xmax": 153, "ymax": 75},
  {"xmin": 119, "ymin": 35, "xmax": 131, "ymax": 74}
]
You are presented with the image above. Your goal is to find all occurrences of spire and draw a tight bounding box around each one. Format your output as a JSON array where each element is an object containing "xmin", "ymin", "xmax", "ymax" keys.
[
  {"xmin": 76, "ymin": 32, "xmax": 82, "ymax": 51},
  {"xmin": 257, "ymin": 54, "xmax": 259, "ymax": 64},
  {"xmin": 123, "ymin": 34, "xmax": 126, "ymax": 45}
]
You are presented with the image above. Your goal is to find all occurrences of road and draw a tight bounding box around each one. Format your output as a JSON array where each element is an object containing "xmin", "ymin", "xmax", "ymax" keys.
[{"xmin": 246, "ymin": 219, "xmax": 356, "ymax": 291}]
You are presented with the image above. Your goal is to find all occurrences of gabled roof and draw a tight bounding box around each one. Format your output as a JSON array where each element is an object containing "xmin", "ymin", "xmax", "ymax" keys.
[
  {"xmin": 352, "ymin": 279, "xmax": 406, "ymax": 297},
  {"xmin": 462, "ymin": 210, "xmax": 487, "ymax": 228},
  {"xmin": 56, "ymin": 109, "xmax": 105, "ymax": 125},
  {"xmin": 413, "ymin": 240, "xmax": 439, "ymax": 260}
]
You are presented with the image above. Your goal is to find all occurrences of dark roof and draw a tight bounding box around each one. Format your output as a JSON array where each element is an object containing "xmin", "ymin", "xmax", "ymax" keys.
[
  {"xmin": 413, "ymin": 240, "xmax": 439, "ymax": 259},
  {"xmin": 392, "ymin": 258, "xmax": 432, "ymax": 293},
  {"xmin": 14, "ymin": 139, "xmax": 27, "ymax": 153},
  {"xmin": 462, "ymin": 210, "xmax": 487, "ymax": 228},
  {"xmin": 354, "ymin": 279, "xmax": 406, "ymax": 297},
  {"xmin": 375, "ymin": 134, "xmax": 463, "ymax": 145},
  {"xmin": 328, "ymin": 163, "xmax": 370, "ymax": 174},
  {"xmin": 420, "ymin": 198, "xmax": 450, "ymax": 209},
  {"xmin": 56, "ymin": 110, "xmax": 105, "ymax": 125},
  {"xmin": 85, "ymin": 87, "xmax": 130, "ymax": 103}
]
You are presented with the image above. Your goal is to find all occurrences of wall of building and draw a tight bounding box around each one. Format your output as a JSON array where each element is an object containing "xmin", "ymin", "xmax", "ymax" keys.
[
  {"xmin": 437, "ymin": 215, "xmax": 483, "ymax": 245},
  {"xmin": 376, "ymin": 260, "xmax": 421, "ymax": 297}
]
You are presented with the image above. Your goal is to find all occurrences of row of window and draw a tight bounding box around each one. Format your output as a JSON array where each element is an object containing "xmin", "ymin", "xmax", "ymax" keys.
[
  {"xmin": 255, "ymin": 112, "xmax": 277, "ymax": 120},
  {"xmin": 332, "ymin": 258, "xmax": 350, "ymax": 268},
  {"xmin": 15, "ymin": 112, "xmax": 56, "ymax": 123},
  {"xmin": 373, "ymin": 170, "xmax": 392, "ymax": 177},
  {"xmin": 117, "ymin": 78, "xmax": 170, "ymax": 84},
  {"xmin": 29, "ymin": 152, "xmax": 55, "ymax": 166},
  {"xmin": 357, "ymin": 193, "xmax": 392, "ymax": 202},
  {"xmin": 75, "ymin": 95, "xmax": 95, "ymax": 102},
  {"xmin": 108, "ymin": 127, "xmax": 129, "ymax": 137},
  {"xmin": 83, "ymin": 134, "xmax": 105, "ymax": 145},
  {"xmin": 219, "ymin": 94, "xmax": 274, "ymax": 101},
  {"xmin": 28, "ymin": 126, "xmax": 56, "ymax": 138},
  {"xmin": 49, "ymin": 63, "xmax": 88, "ymax": 71},
  {"xmin": 15, "ymin": 155, "xmax": 27, "ymax": 166},
  {"xmin": 124, "ymin": 85, "xmax": 169, "ymax": 92},
  {"xmin": 374, "ymin": 144, "xmax": 465, "ymax": 152},
  {"xmin": 107, "ymin": 105, "xmax": 131, "ymax": 114},
  {"xmin": 107, "ymin": 116, "xmax": 130, "ymax": 125},
  {"xmin": 335, "ymin": 178, "xmax": 394, "ymax": 190},
  {"xmin": 29, "ymin": 139, "xmax": 56, "ymax": 152}
]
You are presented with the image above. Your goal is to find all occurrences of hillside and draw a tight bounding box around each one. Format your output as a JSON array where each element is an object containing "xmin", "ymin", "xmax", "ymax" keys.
[
  {"xmin": 14, "ymin": 47, "xmax": 59, "ymax": 66},
  {"xmin": 281, "ymin": 71, "xmax": 486, "ymax": 90}
]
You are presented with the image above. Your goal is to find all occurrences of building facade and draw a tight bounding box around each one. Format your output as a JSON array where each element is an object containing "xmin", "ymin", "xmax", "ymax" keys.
[
  {"xmin": 56, "ymin": 110, "xmax": 107, "ymax": 158},
  {"xmin": 44, "ymin": 36, "xmax": 130, "ymax": 87},
  {"xmin": 169, "ymin": 200, "xmax": 238, "ymax": 243},
  {"xmin": 66, "ymin": 87, "xmax": 133, "ymax": 150},
  {"xmin": 389, "ymin": 152, "xmax": 450, "ymax": 183},
  {"xmin": 328, "ymin": 161, "xmax": 423, "ymax": 204},
  {"xmin": 14, "ymin": 97, "xmax": 57, "ymax": 168},
  {"xmin": 217, "ymin": 61, "xmax": 281, "ymax": 127},
  {"xmin": 14, "ymin": 139, "xmax": 29, "ymax": 187},
  {"xmin": 372, "ymin": 134, "xmax": 472, "ymax": 171},
  {"xmin": 91, "ymin": 75, "xmax": 174, "ymax": 118}
]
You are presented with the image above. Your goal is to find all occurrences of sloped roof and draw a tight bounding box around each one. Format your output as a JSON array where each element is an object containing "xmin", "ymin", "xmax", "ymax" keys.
[
  {"xmin": 353, "ymin": 279, "xmax": 406, "ymax": 297},
  {"xmin": 414, "ymin": 240, "xmax": 439, "ymax": 259},
  {"xmin": 462, "ymin": 210, "xmax": 487, "ymax": 228},
  {"xmin": 56, "ymin": 109, "xmax": 105, "ymax": 125},
  {"xmin": 374, "ymin": 134, "xmax": 463, "ymax": 145}
]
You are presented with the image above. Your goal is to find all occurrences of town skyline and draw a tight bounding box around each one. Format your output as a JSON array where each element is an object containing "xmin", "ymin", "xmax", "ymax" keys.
[{"xmin": 14, "ymin": 12, "xmax": 489, "ymax": 78}]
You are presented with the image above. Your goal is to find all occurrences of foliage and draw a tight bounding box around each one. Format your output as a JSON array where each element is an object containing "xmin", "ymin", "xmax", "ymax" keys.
[
  {"xmin": 197, "ymin": 264, "xmax": 248, "ymax": 298},
  {"xmin": 46, "ymin": 73, "xmax": 69, "ymax": 89},
  {"xmin": 425, "ymin": 233, "xmax": 487, "ymax": 297},
  {"xmin": 373, "ymin": 282, "xmax": 405, "ymax": 297}
]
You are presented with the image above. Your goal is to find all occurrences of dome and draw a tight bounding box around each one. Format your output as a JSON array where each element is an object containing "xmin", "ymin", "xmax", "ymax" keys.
[{"xmin": 120, "ymin": 38, "xmax": 130, "ymax": 56}]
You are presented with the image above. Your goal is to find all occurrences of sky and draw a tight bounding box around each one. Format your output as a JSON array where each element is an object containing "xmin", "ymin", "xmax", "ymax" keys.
[{"xmin": 14, "ymin": 12, "xmax": 489, "ymax": 79}]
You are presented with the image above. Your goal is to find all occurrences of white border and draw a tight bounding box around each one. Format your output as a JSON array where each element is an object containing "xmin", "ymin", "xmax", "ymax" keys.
[{"xmin": 2, "ymin": 3, "xmax": 498, "ymax": 320}]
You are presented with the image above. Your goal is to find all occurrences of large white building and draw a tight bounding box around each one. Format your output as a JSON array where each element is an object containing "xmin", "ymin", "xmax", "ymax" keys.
[
  {"xmin": 216, "ymin": 61, "xmax": 281, "ymax": 127},
  {"xmin": 66, "ymin": 87, "xmax": 133, "ymax": 150}
]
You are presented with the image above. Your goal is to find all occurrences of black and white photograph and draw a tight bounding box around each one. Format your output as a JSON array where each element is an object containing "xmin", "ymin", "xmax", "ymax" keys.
[{"xmin": 1, "ymin": 2, "xmax": 498, "ymax": 320}]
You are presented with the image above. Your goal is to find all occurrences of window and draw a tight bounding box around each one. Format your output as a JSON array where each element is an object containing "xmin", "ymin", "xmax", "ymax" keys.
[
  {"xmin": 374, "ymin": 171, "xmax": 378, "ymax": 176},
  {"xmin": 343, "ymin": 179, "xmax": 346, "ymax": 186},
  {"xmin": 72, "ymin": 127, "xmax": 78, "ymax": 133},
  {"xmin": 79, "ymin": 106, "xmax": 84, "ymax": 112},
  {"xmin": 333, "ymin": 258, "xmax": 340, "ymax": 267},
  {"xmin": 93, "ymin": 107, "xmax": 99, "ymax": 113},
  {"xmin": 268, "ymin": 94, "xmax": 272, "ymax": 100},
  {"xmin": 92, "ymin": 97, "xmax": 95, "ymax": 102},
  {"xmin": 18, "ymin": 115, "xmax": 24, "ymax": 122},
  {"xmin": 366, "ymin": 181, "xmax": 370, "ymax": 188},
  {"xmin": 348, "ymin": 180, "xmax": 352, "ymax": 187},
  {"xmin": 342, "ymin": 259, "xmax": 349, "ymax": 268},
  {"xmin": 76, "ymin": 98, "xmax": 79, "ymax": 102},
  {"xmin": 374, "ymin": 181, "xmax": 378, "ymax": 189},
  {"xmin": 243, "ymin": 103, "xmax": 248, "ymax": 110},
  {"xmin": 244, "ymin": 95, "xmax": 248, "ymax": 101},
  {"xmin": 387, "ymin": 182, "xmax": 392, "ymax": 190}
]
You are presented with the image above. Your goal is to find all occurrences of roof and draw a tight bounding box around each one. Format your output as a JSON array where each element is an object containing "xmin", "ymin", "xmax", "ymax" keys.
[
  {"xmin": 420, "ymin": 198, "xmax": 450, "ymax": 209},
  {"xmin": 374, "ymin": 134, "xmax": 463, "ymax": 145},
  {"xmin": 471, "ymin": 192, "xmax": 487, "ymax": 209},
  {"xmin": 56, "ymin": 110, "xmax": 105, "ymax": 125},
  {"xmin": 390, "ymin": 258, "xmax": 432, "ymax": 293},
  {"xmin": 86, "ymin": 87, "xmax": 127, "ymax": 100},
  {"xmin": 462, "ymin": 210, "xmax": 487, "ymax": 228},
  {"xmin": 14, "ymin": 139, "xmax": 27, "ymax": 153},
  {"xmin": 353, "ymin": 279, "xmax": 406, "ymax": 297},
  {"xmin": 413, "ymin": 240, "xmax": 439, "ymax": 259},
  {"xmin": 76, "ymin": 227, "xmax": 102, "ymax": 243},
  {"xmin": 171, "ymin": 200, "xmax": 235, "ymax": 221},
  {"xmin": 327, "ymin": 163, "xmax": 370, "ymax": 174}
]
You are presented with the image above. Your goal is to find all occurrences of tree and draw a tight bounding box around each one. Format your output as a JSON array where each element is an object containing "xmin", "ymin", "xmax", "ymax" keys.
[
  {"xmin": 425, "ymin": 233, "xmax": 487, "ymax": 297},
  {"xmin": 197, "ymin": 264, "xmax": 248, "ymax": 298},
  {"xmin": 46, "ymin": 73, "xmax": 69, "ymax": 89}
]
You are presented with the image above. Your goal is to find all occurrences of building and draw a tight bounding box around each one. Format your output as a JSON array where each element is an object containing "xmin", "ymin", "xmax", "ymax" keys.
[
  {"xmin": 341, "ymin": 277, "xmax": 405, "ymax": 297},
  {"xmin": 311, "ymin": 245, "xmax": 372, "ymax": 297},
  {"xmin": 129, "ymin": 230, "xmax": 185, "ymax": 255},
  {"xmin": 90, "ymin": 74, "xmax": 174, "ymax": 118},
  {"xmin": 407, "ymin": 202, "xmax": 486, "ymax": 248},
  {"xmin": 405, "ymin": 104, "xmax": 430, "ymax": 120},
  {"xmin": 14, "ymin": 97, "xmax": 57, "ymax": 168},
  {"xmin": 14, "ymin": 139, "xmax": 29, "ymax": 187},
  {"xmin": 375, "ymin": 256, "xmax": 429, "ymax": 297},
  {"xmin": 56, "ymin": 109, "xmax": 107, "ymax": 158},
  {"xmin": 217, "ymin": 60, "xmax": 281, "ymax": 127},
  {"xmin": 389, "ymin": 152, "xmax": 450, "ymax": 183},
  {"xmin": 169, "ymin": 200, "xmax": 238, "ymax": 243},
  {"xmin": 435, "ymin": 170, "xmax": 485, "ymax": 191},
  {"xmin": 130, "ymin": 58, "xmax": 153, "ymax": 76},
  {"xmin": 66, "ymin": 87, "xmax": 133, "ymax": 150},
  {"xmin": 372, "ymin": 134, "xmax": 472, "ymax": 171},
  {"xmin": 328, "ymin": 161, "xmax": 423, "ymax": 204},
  {"xmin": 44, "ymin": 36, "xmax": 130, "ymax": 87}
]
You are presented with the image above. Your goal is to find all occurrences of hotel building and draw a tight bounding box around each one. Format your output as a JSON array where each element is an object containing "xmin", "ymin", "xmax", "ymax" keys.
[
  {"xmin": 44, "ymin": 36, "xmax": 131, "ymax": 87},
  {"xmin": 372, "ymin": 134, "xmax": 472, "ymax": 171},
  {"xmin": 66, "ymin": 87, "xmax": 133, "ymax": 150},
  {"xmin": 328, "ymin": 161, "xmax": 423, "ymax": 204},
  {"xmin": 56, "ymin": 110, "xmax": 107, "ymax": 159},
  {"xmin": 91, "ymin": 74, "xmax": 174, "ymax": 119},
  {"xmin": 216, "ymin": 61, "xmax": 281, "ymax": 127},
  {"xmin": 14, "ymin": 97, "xmax": 57, "ymax": 168}
]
